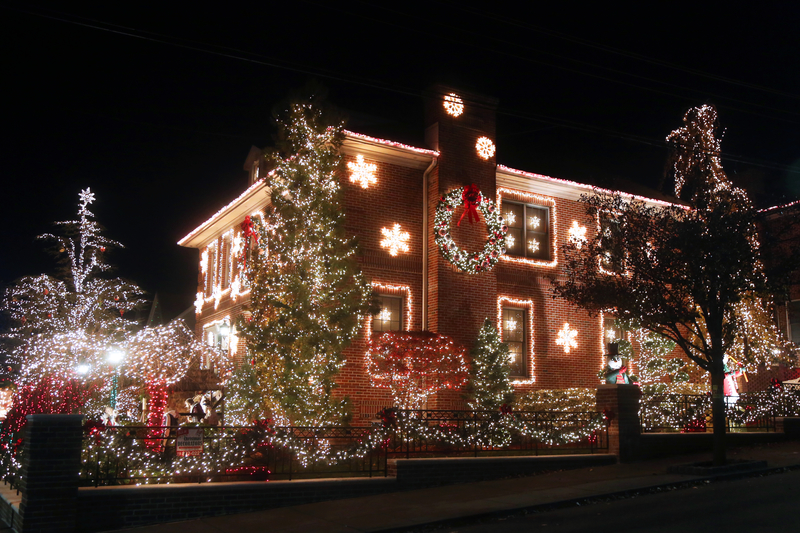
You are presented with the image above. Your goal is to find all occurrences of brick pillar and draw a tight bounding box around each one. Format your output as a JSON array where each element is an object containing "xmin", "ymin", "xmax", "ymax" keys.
[
  {"xmin": 596, "ymin": 384, "xmax": 640, "ymax": 462},
  {"xmin": 424, "ymin": 85, "xmax": 500, "ymax": 409},
  {"xmin": 18, "ymin": 414, "xmax": 83, "ymax": 533}
]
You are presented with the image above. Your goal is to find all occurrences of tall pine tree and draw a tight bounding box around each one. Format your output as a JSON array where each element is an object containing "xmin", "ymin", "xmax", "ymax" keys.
[
  {"xmin": 465, "ymin": 319, "xmax": 514, "ymax": 410},
  {"xmin": 239, "ymin": 93, "xmax": 372, "ymax": 426}
]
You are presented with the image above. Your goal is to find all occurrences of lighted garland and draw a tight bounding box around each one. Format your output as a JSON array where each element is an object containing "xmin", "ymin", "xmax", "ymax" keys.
[{"xmin": 434, "ymin": 186, "xmax": 507, "ymax": 273}]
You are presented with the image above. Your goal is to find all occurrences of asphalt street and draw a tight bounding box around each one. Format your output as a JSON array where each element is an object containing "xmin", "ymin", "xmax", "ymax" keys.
[{"xmin": 422, "ymin": 468, "xmax": 800, "ymax": 533}]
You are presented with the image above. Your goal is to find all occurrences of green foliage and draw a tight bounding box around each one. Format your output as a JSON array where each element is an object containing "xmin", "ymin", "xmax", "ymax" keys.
[
  {"xmin": 224, "ymin": 363, "xmax": 267, "ymax": 425},
  {"xmin": 464, "ymin": 319, "xmax": 514, "ymax": 410},
  {"xmin": 238, "ymin": 92, "xmax": 372, "ymax": 426},
  {"xmin": 614, "ymin": 319, "xmax": 687, "ymax": 384}
]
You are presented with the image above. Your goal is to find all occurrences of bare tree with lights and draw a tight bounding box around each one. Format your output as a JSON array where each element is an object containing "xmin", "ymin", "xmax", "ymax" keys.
[
  {"xmin": 553, "ymin": 105, "xmax": 793, "ymax": 465},
  {"xmin": 238, "ymin": 93, "xmax": 373, "ymax": 426}
]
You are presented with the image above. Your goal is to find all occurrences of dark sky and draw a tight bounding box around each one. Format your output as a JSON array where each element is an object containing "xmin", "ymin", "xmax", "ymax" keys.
[{"xmin": 3, "ymin": 2, "xmax": 799, "ymax": 319}]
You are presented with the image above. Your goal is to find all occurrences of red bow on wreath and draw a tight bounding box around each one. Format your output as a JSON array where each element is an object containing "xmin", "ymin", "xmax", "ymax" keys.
[
  {"xmin": 458, "ymin": 184, "xmax": 482, "ymax": 226},
  {"xmin": 240, "ymin": 216, "xmax": 259, "ymax": 243}
]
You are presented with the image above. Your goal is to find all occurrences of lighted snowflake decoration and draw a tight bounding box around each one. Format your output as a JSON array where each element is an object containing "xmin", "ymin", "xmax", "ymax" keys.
[
  {"xmin": 568, "ymin": 221, "xmax": 588, "ymax": 249},
  {"xmin": 506, "ymin": 318, "xmax": 518, "ymax": 332},
  {"xmin": 606, "ymin": 328, "xmax": 617, "ymax": 341},
  {"xmin": 504, "ymin": 211, "xmax": 516, "ymax": 225},
  {"xmin": 505, "ymin": 234, "xmax": 516, "ymax": 249},
  {"xmin": 230, "ymin": 277, "xmax": 241, "ymax": 300},
  {"xmin": 475, "ymin": 137, "xmax": 495, "ymax": 160},
  {"xmin": 378, "ymin": 308, "xmax": 392, "ymax": 322},
  {"xmin": 528, "ymin": 216, "xmax": 541, "ymax": 229},
  {"xmin": 348, "ymin": 154, "xmax": 377, "ymax": 189},
  {"xmin": 443, "ymin": 93, "xmax": 464, "ymax": 117},
  {"xmin": 79, "ymin": 188, "xmax": 96, "ymax": 207},
  {"xmin": 200, "ymin": 250, "xmax": 209, "ymax": 274},
  {"xmin": 528, "ymin": 239, "xmax": 540, "ymax": 253},
  {"xmin": 556, "ymin": 323, "xmax": 578, "ymax": 354},
  {"xmin": 380, "ymin": 223, "xmax": 410, "ymax": 256},
  {"xmin": 194, "ymin": 292, "xmax": 204, "ymax": 314}
]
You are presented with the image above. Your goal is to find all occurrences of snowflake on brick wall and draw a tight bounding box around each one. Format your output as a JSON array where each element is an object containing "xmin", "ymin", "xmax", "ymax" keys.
[
  {"xmin": 443, "ymin": 93, "xmax": 464, "ymax": 117},
  {"xmin": 348, "ymin": 155, "xmax": 377, "ymax": 189},
  {"xmin": 556, "ymin": 323, "xmax": 578, "ymax": 354},
  {"xmin": 475, "ymin": 137, "xmax": 496, "ymax": 160},
  {"xmin": 568, "ymin": 221, "xmax": 588, "ymax": 249},
  {"xmin": 380, "ymin": 223, "xmax": 410, "ymax": 256}
]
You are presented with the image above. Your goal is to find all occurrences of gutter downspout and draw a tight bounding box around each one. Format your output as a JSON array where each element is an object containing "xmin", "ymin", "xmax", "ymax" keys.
[{"xmin": 422, "ymin": 156, "xmax": 438, "ymax": 331}]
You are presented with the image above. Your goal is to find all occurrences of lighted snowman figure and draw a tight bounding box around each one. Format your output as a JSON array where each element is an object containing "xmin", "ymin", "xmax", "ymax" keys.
[{"xmin": 603, "ymin": 343, "xmax": 637, "ymax": 385}]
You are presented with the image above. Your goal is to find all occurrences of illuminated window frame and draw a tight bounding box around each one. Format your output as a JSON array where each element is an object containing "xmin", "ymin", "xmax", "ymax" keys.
[
  {"xmin": 597, "ymin": 211, "xmax": 628, "ymax": 276},
  {"xmin": 367, "ymin": 282, "xmax": 412, "ymax": 333},
  {"xmin": 497, "ymin": 296, "xmax": 535, "ymax": 384},
  {"xmin": 497, "ymin": 188, "xmax": 557, "ymax": 268}
]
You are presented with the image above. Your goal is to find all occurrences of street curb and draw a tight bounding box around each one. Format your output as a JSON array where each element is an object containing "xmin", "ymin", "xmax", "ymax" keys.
[{"xmin": 376, "ymin": 462, "xmax": 800, "ymax": 532}]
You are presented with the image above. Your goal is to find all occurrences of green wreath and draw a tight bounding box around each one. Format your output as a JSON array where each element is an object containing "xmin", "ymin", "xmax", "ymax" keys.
[{"xmin": 434, "ymin": 186, "xmax": 507, "ymax": 274}]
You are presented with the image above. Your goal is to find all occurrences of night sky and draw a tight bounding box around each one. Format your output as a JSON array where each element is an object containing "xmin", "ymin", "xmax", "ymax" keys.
[{"xmin": 3, "ymin": 2, "xmax": 799, "ymax": 319}]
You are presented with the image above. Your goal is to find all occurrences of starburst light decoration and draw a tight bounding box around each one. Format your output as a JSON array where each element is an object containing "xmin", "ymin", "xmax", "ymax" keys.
[
  {"xmin": 556, "ymin": 323, "xmax": 578, "ymax": 354},
  {"xmin": 528, "ymin": 239, "xmax": 540, "ymax": 253},
  {"xmin": 380, "ymin": 223, "xmax": 410, "ymax": 256},
  {"xmin": 505, "ymin": 234, "xmax": 515, "ymax": 249},
  {"xmin": 475, "ymin": 137, "xmax": 496, "ymax": 160},
  {"xmin": 568, "ymin": 221, "xmax": 588, "ymax": 249},
  {"xmin": 378, "ymin": 308, "xmax": 392, "ymax": 322},
  {"xmin": 443, "ymin": 93, "xmax": 464, "ymax": 117},
  {"xmin": 528, "ymin": 216, "xmax": 541, "ymax": 229},
  {"xmin": 347, "ymin": 155, "xmax": 377, "ymax": 189},
  {"xmin": 505, "ymin": 210, "xmax": 516, "ymax": 225}
]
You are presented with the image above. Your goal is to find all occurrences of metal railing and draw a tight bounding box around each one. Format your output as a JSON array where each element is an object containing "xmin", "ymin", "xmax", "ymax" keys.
[
  {"xmin": 77, "ymin": 408, "xmax": 607, "ymax": 486},
  {"xmin": 639, "ymin": 391, "xmax": 792, "ymax": 433}
]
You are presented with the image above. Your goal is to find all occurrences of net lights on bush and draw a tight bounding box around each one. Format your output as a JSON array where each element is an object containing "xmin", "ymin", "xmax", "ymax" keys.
[
  {"xmin": 366, "ymin": 331, "xmax": 468, "ymax": 410},
  {"xmin": 380, "ymin": 223, "xmax": 410, "ymax": 256},
  {"xmin": 347, "ymin": 154, "xmax": 377, "ymax": 189},
  {"xmin": 475, "ymin": 136, "xmax": 496, "ymax": 160},
  {"xmin": 443, "ymin": 93, "xmax": 464, "ymax": 117},
  {"xmin": 435, "ymin": 186, "xmax": 507, "ymax": 274}
]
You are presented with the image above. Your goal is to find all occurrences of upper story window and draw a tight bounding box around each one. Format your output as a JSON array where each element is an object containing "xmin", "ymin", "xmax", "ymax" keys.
[
  {"xmin": 372, "ymin": 295, "xmax": 403, "ymax": 333},
  {"xmin": 599, "ymin": 215, "xmax": 625, "ymax": 274},
  {"xmin": 502, "ymin": 200, "xmax": 550, "ymax": 261}
]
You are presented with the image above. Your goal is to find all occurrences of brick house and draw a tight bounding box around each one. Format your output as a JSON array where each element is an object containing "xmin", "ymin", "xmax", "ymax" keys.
[{"xmin": 178, "ymin": 87, "xmax": 689, "ymax": 420}]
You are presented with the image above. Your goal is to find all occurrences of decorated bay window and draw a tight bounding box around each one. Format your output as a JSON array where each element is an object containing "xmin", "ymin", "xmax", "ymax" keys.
[{"xmin": 501, "ymin": 200, "xmax": 550, "ymax": 261}]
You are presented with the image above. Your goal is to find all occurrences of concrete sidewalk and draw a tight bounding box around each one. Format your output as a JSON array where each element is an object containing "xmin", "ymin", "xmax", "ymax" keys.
[{"xmin": 111, "ymin": 440, "xmax": 800, "ymax": 533}]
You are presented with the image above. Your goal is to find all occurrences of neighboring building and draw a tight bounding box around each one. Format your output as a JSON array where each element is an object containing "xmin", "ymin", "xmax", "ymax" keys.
[{"xmin": 176, "ymin": 87, "xmax": 705, "ymax": 419}]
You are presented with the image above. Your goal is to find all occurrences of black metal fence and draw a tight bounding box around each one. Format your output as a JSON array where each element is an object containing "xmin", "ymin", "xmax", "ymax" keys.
[
  {"xmin": 78, "ymin": 409, "xmax": 607, "ymax": 486},
  {"xmin": 639, "ymin": 390, "xmax": 800, "ymax": 433}
]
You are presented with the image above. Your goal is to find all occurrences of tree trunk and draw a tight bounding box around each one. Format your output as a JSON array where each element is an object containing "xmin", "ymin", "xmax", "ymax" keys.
[{"xmin": 710, "ymin": 368, "xmax": 727, "ymax": 466}]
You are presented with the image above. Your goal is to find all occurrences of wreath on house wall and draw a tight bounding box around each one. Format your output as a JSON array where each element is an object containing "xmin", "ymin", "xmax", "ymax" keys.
[{"xmin": 434, "ymin": 185, "xmax": 507, "ymax": 274}]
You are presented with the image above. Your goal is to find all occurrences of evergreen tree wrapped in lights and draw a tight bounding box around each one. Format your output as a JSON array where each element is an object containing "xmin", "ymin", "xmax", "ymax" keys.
[
  {"xmin": 238, "ymin": 93, "xmax": 373, "ymax": 426},
  {"xmin": 465, "ymin": 319, "xmax": 514, "ymax": 411}
]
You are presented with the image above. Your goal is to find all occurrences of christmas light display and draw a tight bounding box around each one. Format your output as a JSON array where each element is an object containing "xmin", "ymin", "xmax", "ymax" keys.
[
  {"xmin": 0, "ymin": 190, "xmax": 231, "ymax": 481},
  {"xmin": 465, "ymin": 319, "xmax": 514, "ymax": 411},
  {"xmin": 434, "ymin": 186, "xmax": 507, "ymax": 273},
  {"xmin": 568, "ymin": 221, "xmax": 588, "ymax": 249},
  {"xmin": 443, "ymin": 93, "xmax": 464, "ymax": 117},
  {"xmin": 347, "ymin": 154, "xmax": 377, "ymax": 189},
  {"xmin": 496, "ymin": 188, "xmax": 558, "ymax": 267},
  {"xmin": 237, "ymin": 97, "xmax": 373, "ymax": 427},
  {"xmin": 380, "ymin": 223, "xmax": 410, "ymax": 256},
  {"xmin": 556, "ymin": 323, "xmax": 579, "ymax": 354},
  {"xmin": 475, "ymin": 136, "xmax": 495, "ymax": 160},
  {"xmin": 497, "ymin": 297, "xmax": 535, "ymax": 384},
  {"xmin": 366, "ymin": 282, "xmax": 412, "ymax": 331},
  {"xmin": 366, "ymin": 332, "xmax": 469, "ymax": 410}
]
